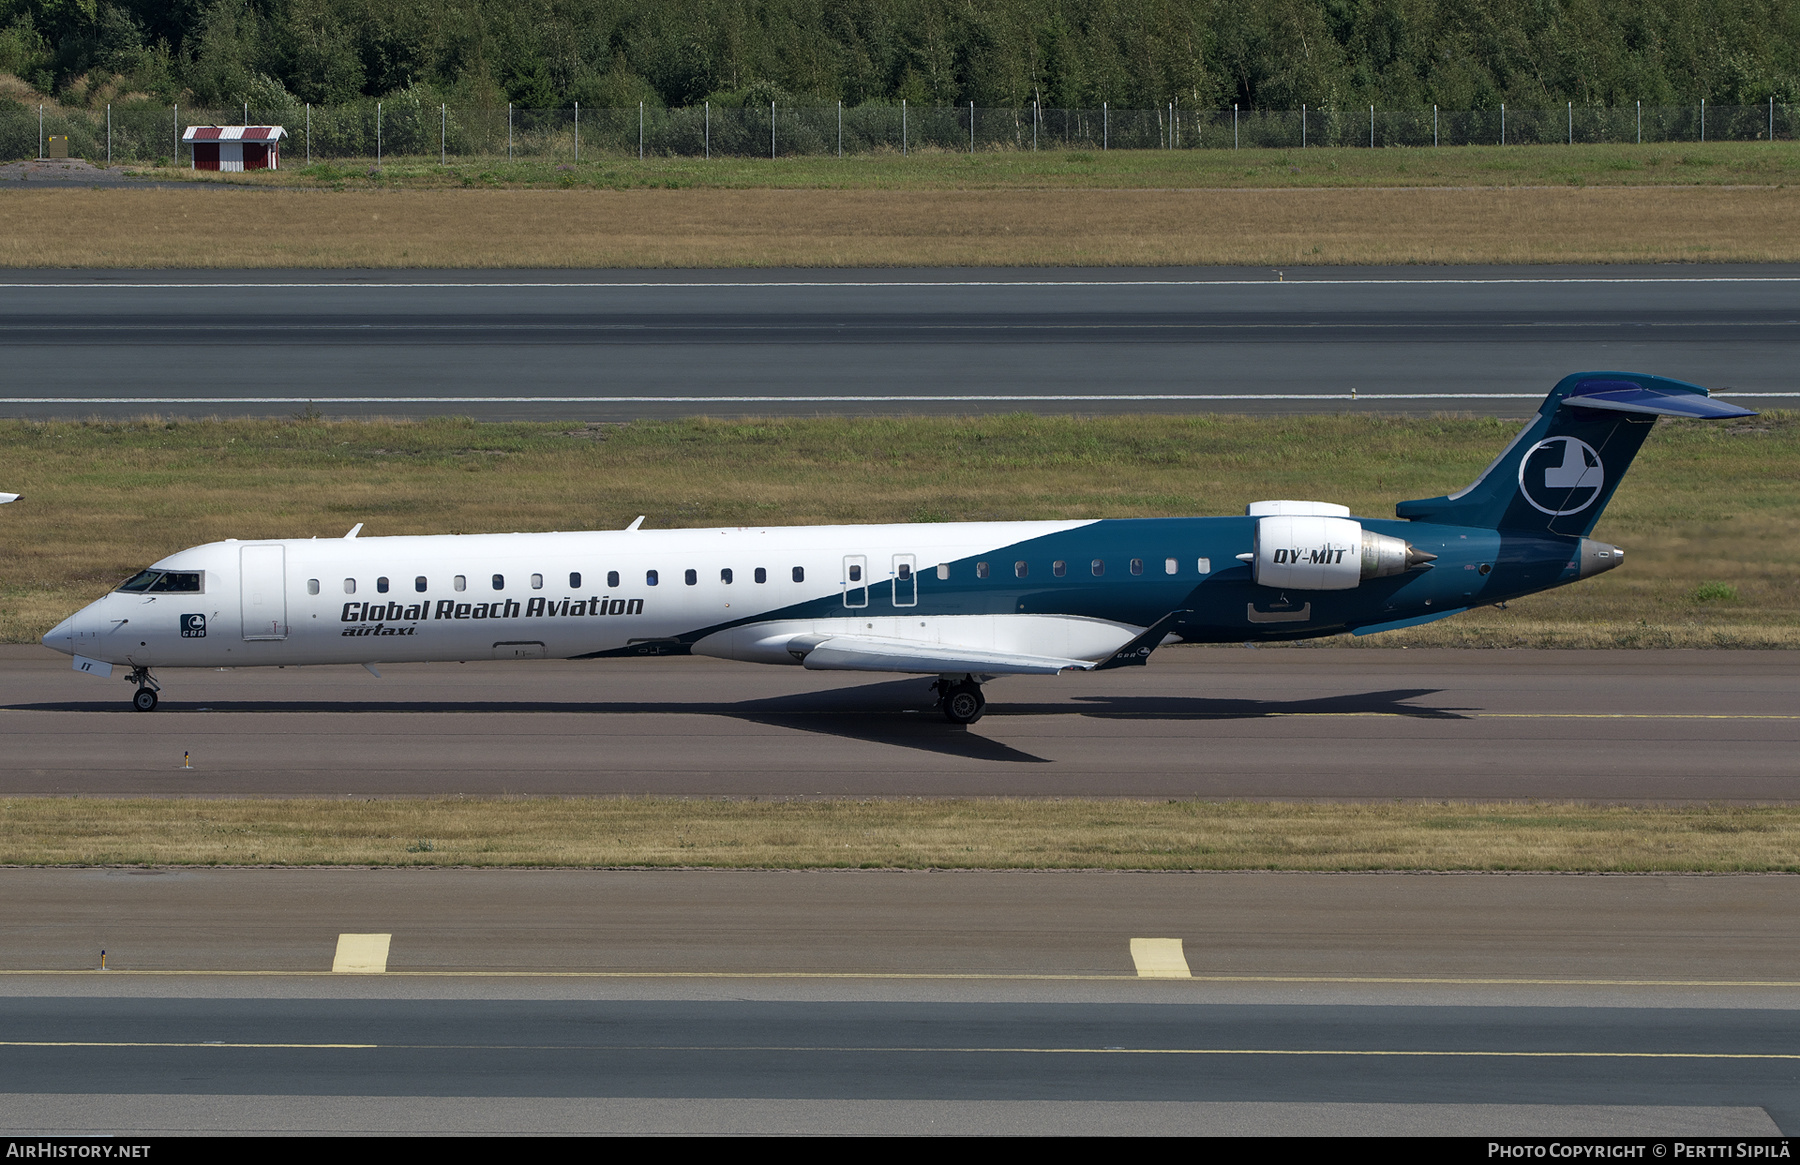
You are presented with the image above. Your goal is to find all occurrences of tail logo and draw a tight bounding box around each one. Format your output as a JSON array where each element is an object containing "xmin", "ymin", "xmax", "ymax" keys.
[{"xmin": 1518, "ymin": 437, "xmax": 1605, "ymax": 516}]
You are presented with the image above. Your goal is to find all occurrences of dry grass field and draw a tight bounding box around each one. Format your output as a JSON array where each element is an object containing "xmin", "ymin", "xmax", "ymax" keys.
[
  {"xmin": 1, "ymin": 412, "xmax": 1794, "ymax": 648},
  {"xmin": 4, "ymin": 797, "xmax": 1796, "ymax": 871},
  {"xmin": 4, "ymin": 184, "xmax": 1798, "ymax": 267}
]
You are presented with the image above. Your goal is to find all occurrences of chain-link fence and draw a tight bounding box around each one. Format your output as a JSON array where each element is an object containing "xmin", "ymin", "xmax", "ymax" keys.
[{"xmin": 2, "ymin": 100, "xmax": 1795, "ymax": 164}]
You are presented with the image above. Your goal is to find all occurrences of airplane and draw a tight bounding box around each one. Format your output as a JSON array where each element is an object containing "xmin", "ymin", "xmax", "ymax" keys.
[{"xmin": 41, "ymin": 372, "xmax": 1753, "ymax": 723}]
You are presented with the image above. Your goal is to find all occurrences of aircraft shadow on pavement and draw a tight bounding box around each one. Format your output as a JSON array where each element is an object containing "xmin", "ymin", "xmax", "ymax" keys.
[{"xmin": 10, "ymin": 682, "xmax": 1469, "ymax": 765}]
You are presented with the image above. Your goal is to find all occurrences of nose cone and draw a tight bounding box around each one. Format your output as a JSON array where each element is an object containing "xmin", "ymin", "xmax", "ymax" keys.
[{"xmin": 42, "ymin": 613, "xmax": 77, "ymax": 656}]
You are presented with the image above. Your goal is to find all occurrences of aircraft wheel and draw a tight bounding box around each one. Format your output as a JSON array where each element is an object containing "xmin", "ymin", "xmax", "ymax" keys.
[
  {"xmin": 941, "ymin": 681, "xmax": 985, "ymax": 725},
  {"xmin": 132, "ymin": 687, "xmax": 158, "ymax": 713}
]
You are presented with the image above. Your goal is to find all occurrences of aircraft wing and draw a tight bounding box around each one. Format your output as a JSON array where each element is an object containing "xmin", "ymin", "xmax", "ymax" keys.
[{"xmin": 786, "ymin": 633, "xmax": 1095, "ymax": 676}]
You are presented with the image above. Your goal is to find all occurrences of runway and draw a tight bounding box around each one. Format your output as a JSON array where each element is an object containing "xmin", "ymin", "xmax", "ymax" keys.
[
  {"xmin": 2, "ymin": 869, "xmax": 1796, "ymax": 1135},
  {"xmin": 3, "ymin": 645, "xmax": 1796, "ymax": 800},
  {"xmin": 3, "ymin": 266, "xmax": 1797, "ymax": 421}
]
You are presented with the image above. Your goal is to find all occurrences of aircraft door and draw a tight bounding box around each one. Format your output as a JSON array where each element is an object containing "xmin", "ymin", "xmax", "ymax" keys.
[
  {"xmin": 842, "ymin": 555, "xmax": 868, "ymax": 608},
  {"xmin": 892, "ymin": 554, "xmax": 917, "ymax": 607},
  {"xmin": 240, "ymin": 544, "xmax": 288, "ymax": 640}
]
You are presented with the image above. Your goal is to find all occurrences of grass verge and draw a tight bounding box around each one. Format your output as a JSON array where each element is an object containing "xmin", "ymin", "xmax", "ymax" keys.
[
  {"xmin": 4, "ymin": 184, "xmax": 1798, "ymax": 267},
  {"xmin": 4, "ymin": 798, "xmax": 1797, "ymax": 871},
  {"xmin": 127, "ymin": 142, "xmax": 1800, "ymax": 192},
  {"xmin": 2, "ymin": 413, "xmax": 1795, "ymax": 647}
]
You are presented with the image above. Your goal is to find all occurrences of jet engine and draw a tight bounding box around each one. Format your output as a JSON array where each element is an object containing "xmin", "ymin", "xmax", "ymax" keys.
[{"xmin": 1248, "ymin": 514, "xmax": 1435, "ymax": 591}]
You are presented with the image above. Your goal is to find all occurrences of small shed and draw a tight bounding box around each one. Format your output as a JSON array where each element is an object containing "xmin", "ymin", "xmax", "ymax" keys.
[{"xmin": 182, "ymin": 125, "xmax": 288, "ymax": 172}]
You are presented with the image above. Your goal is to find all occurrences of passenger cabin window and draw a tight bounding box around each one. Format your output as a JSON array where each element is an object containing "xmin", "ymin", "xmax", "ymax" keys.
[
  {"xmin": 976, "ymin": 562, "xmax": 989, "ymax": 579},
  {"xmin": 454, "ymin": 575, "xmax": 466, "ymax": 592},
  {"xmin": 721, "ymin": 568, "xmax": 733, "ymax": 584},
  {"xmin": 415, "ymin": 576, "xmax": 428, "ymax": 593},
  {"xmin": 531, "ymin": 574, "xmax": 543, "ymax": 590},
  {"xmin": 607, "ymin": 571, "xmax": 620, "ymax": 588},
  {"xmin": 377, "ymin": 577, "xmax": 390, "ymax": 593},
  {"xmin": 1130, "ymin": 559, "xmax": 1144, "ymax": 576},
  {"xmin": 792, "ymin": 566, "xmax": 805, "ymax": 583},
  {"xmin": 1053, "ymin": 561, "xmax": 1066, "ymax": 577},
  {"xmin": 307, "ymin": 579, "xmax": 320, "ymax": 595},
  {"xmin": 1014, "ymin": 561, "xmax": 1028, "ymax": 578},
  {"xmin": 755, "ymin": 568, "xmax": 767, "ymax": 584},
  {"xmin": 647, "ymin": 570, "xmax": 659, "ymax": 586},
  {"xmin": 1165, "ymin": 558, "xmax": 1178, "ymax": 575},
  {"xmin": 491, "ymin": 574, "xmax": 504, "ymax": 591},
  {"xmin": 936, "ymin": 564, "xmax": 949, "ymax": 580},
  {"xmin": 343, "ymin": 578, "xmax": 356, "ymax": 594},
  {"xmin": 1197, "ymin": 558, "xmax": 1212, "ymax": 574},
  {"xmin": 1091, "ymin": 560, "xmax": 1104, "ymax": 576},
  {"xmin": 893, "ymin": 558, "xmax": 917, "ymax": 607},
  {"xmin": 570, "ymin": 572, "xmax": 581, "ymax": 588},
  {"xmin": 685, "ymin": 569, "xmax": 697, "ymax": 586}
]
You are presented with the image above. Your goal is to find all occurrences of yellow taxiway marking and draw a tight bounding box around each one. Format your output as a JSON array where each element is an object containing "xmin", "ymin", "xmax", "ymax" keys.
[
  {"xmin": 331, "ymin": 933, "xmax": 391, "ymax": 974},
  {"xmin": 6, "ymin": 970, "xmax": 1800, "ymax": 988},
  {"xmin": 0, "ymin": 1040, "xmax": 1795, "ymax": 1061},
  {"xmin": 1245, "ymin": 713, "xmax": 1800, "ymax": 720},
  {"xmin": 1478, "ymin": 714, "xmax": 1800, "ymax": 720},
  {"xmin": 1130, "ymin": 938, "xmax": 1192, "ymax": 979}
]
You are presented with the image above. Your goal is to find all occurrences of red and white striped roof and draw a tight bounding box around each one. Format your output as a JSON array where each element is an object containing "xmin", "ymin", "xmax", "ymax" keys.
[{"xmin": 181, "ymin": 125, "xmax": 288, "ymax": 142}]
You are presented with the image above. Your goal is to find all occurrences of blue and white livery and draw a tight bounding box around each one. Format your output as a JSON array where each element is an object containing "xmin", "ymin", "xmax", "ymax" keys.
[{"xmin": 41, "ymin": 373, "xmax": 1753, "ymax": 723}]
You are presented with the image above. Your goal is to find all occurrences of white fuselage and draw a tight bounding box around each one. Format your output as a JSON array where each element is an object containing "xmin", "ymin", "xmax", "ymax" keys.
[{"xmin": 42, "ymin": 520, "xmax": 1152, "ymax": 674}]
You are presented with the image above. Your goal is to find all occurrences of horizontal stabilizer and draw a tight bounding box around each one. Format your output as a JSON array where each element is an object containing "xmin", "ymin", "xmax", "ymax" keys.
[
  {"xmin": 1562, "ymin": 381, "xmax": 1756, "ymax": 420},
  {"xmin": 787, "ymin": 633, "xmax": 1093, "ymax": 676}
]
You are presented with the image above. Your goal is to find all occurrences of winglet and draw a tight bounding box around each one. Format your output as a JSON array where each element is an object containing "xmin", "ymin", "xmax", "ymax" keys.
[
  {"xmin": 625, "ymin": 516, "xmax": 645, "ymax": 531},
  {"xmin": 1094, "ymin": 610, "xmax": 1192, "ymax": 671},
  {"xmin": 344, "ymin": 523, "xmax": 363, "ymax": 539}
]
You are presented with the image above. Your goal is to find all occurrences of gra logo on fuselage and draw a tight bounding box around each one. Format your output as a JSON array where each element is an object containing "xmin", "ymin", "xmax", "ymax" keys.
[{"xmin": 1518, "ymin": 436, "xmax": 1605, "ymax": 516}]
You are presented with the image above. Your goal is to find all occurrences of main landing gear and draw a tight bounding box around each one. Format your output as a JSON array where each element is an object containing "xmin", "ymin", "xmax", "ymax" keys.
[
  {"xmin": 933, "ymin": 675, "xmax": 986, "ymax": 725},
  {"xmin": 127, "ymin": 667, "xmax": 160, "ymax": 712}
]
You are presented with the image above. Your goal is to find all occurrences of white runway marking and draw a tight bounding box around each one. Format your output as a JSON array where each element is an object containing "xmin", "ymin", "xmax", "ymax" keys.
[{"xmin": 5, "ymin": 392, "xmax": 1794, "ymax": 405}]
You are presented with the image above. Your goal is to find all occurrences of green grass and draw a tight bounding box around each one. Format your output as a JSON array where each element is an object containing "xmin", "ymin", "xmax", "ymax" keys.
[
  {"xmin": 2, "ymin": 411, "xmax": 1796, "ymax": 646},
  {"xmin": 127, "ymin": 141, "xmax": 1800, "ymax": 192}
]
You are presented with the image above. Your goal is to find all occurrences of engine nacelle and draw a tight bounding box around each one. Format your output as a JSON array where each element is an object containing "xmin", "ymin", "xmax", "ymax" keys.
[{"xmin": 1251, "ymin": 515, "xmax": 1431, "ymax": 591}]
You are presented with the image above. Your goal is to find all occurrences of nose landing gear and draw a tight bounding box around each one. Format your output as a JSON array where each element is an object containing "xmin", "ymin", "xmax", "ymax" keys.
[
  {"xmin": 126, "ymin": 667, "xmax": 160, "ymax": 712},
  {"xmin": 932, "ymin": 675, "xmax": 986, "ymax": 725}
]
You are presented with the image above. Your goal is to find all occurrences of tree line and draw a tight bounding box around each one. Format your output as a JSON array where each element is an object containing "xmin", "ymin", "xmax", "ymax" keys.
[{"xmin": 3, "ymin": 0, "xmax": 1796, "ymax": 114}]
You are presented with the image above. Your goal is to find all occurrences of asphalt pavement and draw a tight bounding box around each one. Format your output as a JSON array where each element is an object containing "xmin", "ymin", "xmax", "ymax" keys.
[
  {"xmin": 2, "ymin": 868, "xmax": 1796, "ymax": 1135},
  {"xmin": 2, "ymin": 266, "xmax": 1796, "ymax": 420},
  {"xmin": 3, "ymin": 646, "xmax": 1795, "ymax": 799}
]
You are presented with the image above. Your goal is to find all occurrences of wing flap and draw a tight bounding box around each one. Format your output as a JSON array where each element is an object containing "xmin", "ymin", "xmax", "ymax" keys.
[{"xmin": 789, "ymin": 634, "xmax": 1094, "ymax": 676}]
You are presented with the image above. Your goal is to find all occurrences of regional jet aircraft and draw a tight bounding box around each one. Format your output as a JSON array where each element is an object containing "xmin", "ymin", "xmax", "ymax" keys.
[{"xmin": 42, "ymin": 373, "xmax": 1752, "ymax": 723}]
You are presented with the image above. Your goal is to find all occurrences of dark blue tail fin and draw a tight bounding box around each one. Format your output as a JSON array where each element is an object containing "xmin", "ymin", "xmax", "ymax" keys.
[{"xmin": 1395, "ymin": 372, "xmax": 1753, "ymax": 536}]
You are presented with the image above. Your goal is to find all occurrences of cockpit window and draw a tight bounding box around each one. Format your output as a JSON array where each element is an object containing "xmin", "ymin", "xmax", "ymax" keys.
[
  {"xmin": 117, "ymin": 570, "xmax": 202, "ymax": 593},
  {"xmin": 147, "ymin": 572, "xmax": 202, "ymax": 593}
]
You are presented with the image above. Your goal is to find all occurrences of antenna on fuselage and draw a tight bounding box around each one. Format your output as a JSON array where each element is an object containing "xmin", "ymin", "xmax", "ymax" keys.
[
  {"xmin": 625, "ymin": 516, "xmax": 645, "ymax": 531},
  {"xmin": 344, "ymin": 523, "xmax": 363, "ymax": 538}
]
